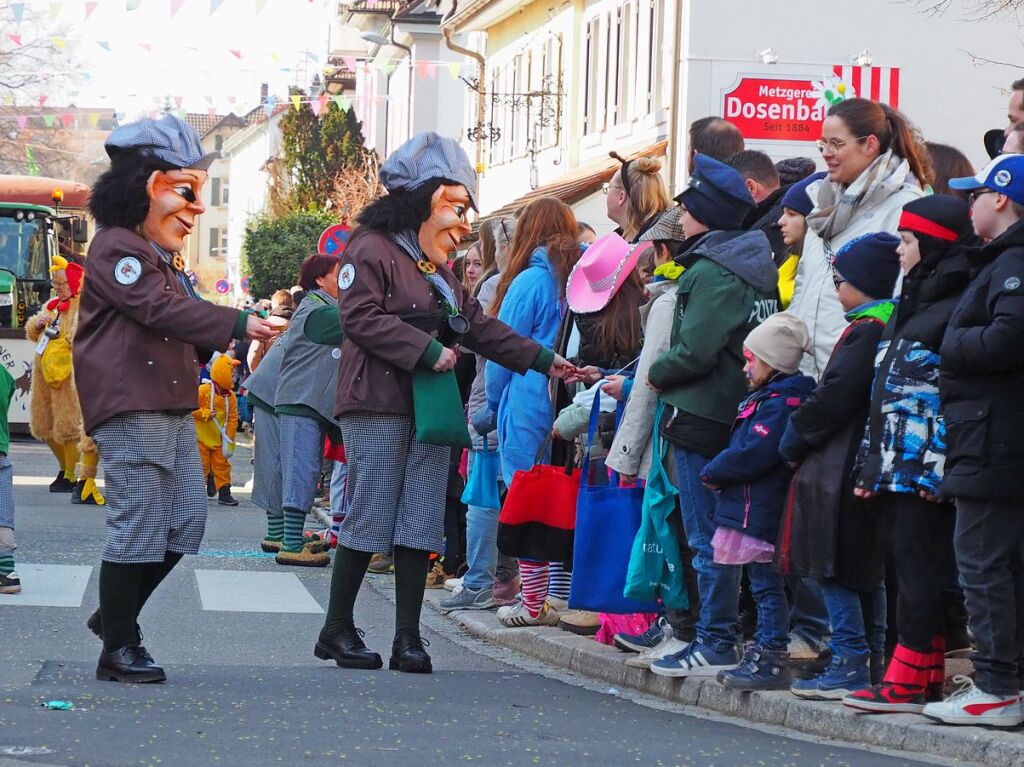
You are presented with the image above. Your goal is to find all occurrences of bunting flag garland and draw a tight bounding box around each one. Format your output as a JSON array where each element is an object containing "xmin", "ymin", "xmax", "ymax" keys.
[
  {"xmin": 210, "ymin": 0, "xmax": 226, "ymax": 13},
  {"xmin": 126, "ymin": 0, "xmax": 142, "ymax": 10},
  {"xmin": 290, "ymin": 94, "xmax": 301, "ymax": 111},
  {"xmin": 170, "ymin": 0, "xmax": 186, "ymax": 17},
  {"xmin": 15, "ymin": 116, "xmax": 28, "ymax": 129},
  {"xmin": 88, "ymin": 112, "xmax": 101, "ymax": 126},
  {"xmin": 49, "ymin": 2, "xmax": 62, "ymax": 20},
  {"xmin": 6, "ymin": 34, "xmax": 21, "ymax": 46},
  {"xmin": 85, "ymin": 2, "xmax": 99, "ymax": 19},
  {"xmin": 11, "ymin": 3, "xmax": 25, "ymax": 24}
]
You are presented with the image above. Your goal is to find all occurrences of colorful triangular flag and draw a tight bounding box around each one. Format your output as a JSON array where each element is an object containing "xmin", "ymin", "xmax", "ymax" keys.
[
  {"xmin": 171, "ymin": 0, "xmax": 187, "ymax": 17},
  {"xmin": 43, "ymin": 114, "xmax": 56, "ymax": 127},
  {"xmin": 255, "ymin": 0, "xmax": 269, "ymax": 13},
  {"xmin": 310, "ymin": 99, "xmax": 323, "ymax": 117},
  {"xmin": 60, "ymin": 113, "xmax": 74, "ymax": 128},
  {"xmin": 52, "ymin": 37, "xmax": 66, "ymax": 50},
  {"xmin": 127, "ymin": 0, "xmax": 142, "ymax": 10},
  {"xmin": 447, "ymin": 62, "xmax": 461, "ymax": 79},
  {"xmin": 85, "ymin": 2, "xmax": 99, "ymax": 20},
  {"xmin": 15, "ymin": 115, "xmax": 28, "ymax": 129},
  {"xmin": 11, "ymin": 3, "xmax": 25, "ymax": 24},
  {"xmin": 38, "ymin": 95, "xmax": 48, "ymax": 106},
  {"xmin": 97, "ymin": 40, "xmax": 111, "ymax": 51},
  {"xmin": 229, "ymin": 49, "xmax": 242, "ymax": 59},
  {"xmin": 88, "ymin": 112, "xmax": 101, "ymax": 127},
  {"xmin": 6, "ymin": 34, "xmax": 21, "ymax": 46},
  {"xmin": 290, "ymin": 94, "xmax": 302, "ymax": 111},
  {"xmin": 209, "ymin": 0, "xmax": 226, "ymax": 12},
  {"xmin": 263, "ymin": 95, "xmax": 277, "ymax": 116}
]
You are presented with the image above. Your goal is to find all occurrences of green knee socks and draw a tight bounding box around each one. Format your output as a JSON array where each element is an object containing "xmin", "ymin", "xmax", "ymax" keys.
[
  {"xmin": 266, "ymin": 512, "xmax": 284, "ymax": 542},
  {"xmin": 99, "ymin": 561, "xmax": 144, "ymax": 651},
  {"xmin": 0, "ymin": 553, "xmax": 14, "ymax": 577},
  {"xmin": 281, "ymin": 508, "xmax": 305, "ymax": 553},
  {"xmin": 393, "ymin": 546, "xmax": 430, "ymax": 634},
  {"xmin": 323, "ymin": 545, "xmax": 373, "ymax": 634}
]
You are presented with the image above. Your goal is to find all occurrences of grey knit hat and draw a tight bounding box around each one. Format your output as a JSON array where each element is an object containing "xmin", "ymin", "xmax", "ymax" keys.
[{"xmin": 744, "ymin": 312, "xmax": 811, "ymax": 375}]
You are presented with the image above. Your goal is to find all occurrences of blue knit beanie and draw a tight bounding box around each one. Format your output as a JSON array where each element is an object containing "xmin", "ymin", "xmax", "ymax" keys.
[
  {"xmin": 780, "ymin": 171, "xmax": 827, "ymax": 217},
  {"xmin": 832, "ymin": 232, "xmax": 901, "ymax": 300}
]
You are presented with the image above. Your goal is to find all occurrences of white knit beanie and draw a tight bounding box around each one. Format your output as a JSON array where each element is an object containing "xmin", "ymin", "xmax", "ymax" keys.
[{"xmin": 743, "ymin": 312, "xmax": 811, "ymax": 375}]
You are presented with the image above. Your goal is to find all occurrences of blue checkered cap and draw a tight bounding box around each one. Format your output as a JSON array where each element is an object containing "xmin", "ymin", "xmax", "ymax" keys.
[
  {"xmin": 380, "ymin": 132, "xmax": 478, "ymax": 210},
  {"xmin": 104, "ymin": 114, "xmax": 219, "ymax": 171}
]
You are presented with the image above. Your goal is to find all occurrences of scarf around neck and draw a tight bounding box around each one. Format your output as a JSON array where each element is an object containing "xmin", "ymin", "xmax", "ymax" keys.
[
  {"xmin": 807, "ymin": 150, "xmax": 916, "ymax": 241},
  {"xmin": 392, "ymin": 229, "xmax": 461, "ymax": 315}
]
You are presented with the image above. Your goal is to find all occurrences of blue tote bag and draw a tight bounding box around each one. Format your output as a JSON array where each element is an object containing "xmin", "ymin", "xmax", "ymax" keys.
[
  {"xmin": 461, "ymin": 434, "xmax": 502, "ymax": 510},
  {"xmin": 568, "ymin": 393, "xmax": 659, "ymax": 614}
]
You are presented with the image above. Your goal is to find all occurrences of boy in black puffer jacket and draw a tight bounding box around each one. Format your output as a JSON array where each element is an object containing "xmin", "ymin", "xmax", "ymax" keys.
[
  {"xmin": 701, "ymin": 312, "xmax": 815, "ymax": 691},
  {"xmin": 924, "ymin": 155, "xmax": 1024, "ymax": 728}
]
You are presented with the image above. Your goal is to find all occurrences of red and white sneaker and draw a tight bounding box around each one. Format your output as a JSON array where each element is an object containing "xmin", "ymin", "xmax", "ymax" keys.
[
  {"xmin": 922, "ymin": 676, "xmax": 1024, "ymax": 727},
  {"xmin": 844, "ymin": 682, "xmax": 927, "ymax": 714}
]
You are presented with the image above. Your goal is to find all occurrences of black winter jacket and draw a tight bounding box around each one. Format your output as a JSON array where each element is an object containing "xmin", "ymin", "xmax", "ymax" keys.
[
  {"xmin": 777, "ymin": 301, "xmax": 893, "ymax": 592},
  {"xmin": 940, "ymin": 219, "xmax": 1024, "ymax": 501}
]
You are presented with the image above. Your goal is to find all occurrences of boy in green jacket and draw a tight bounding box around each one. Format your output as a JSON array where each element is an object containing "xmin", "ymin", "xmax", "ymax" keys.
[{"xmin": 647, "ymin": 153, "xmax": 779, "ymax": 679}]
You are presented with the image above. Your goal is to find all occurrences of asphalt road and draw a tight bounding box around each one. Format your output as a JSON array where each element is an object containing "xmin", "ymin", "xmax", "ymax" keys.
[{"xmin": 0, "ymin": 437, "xmax": 955, "ymax": 767}]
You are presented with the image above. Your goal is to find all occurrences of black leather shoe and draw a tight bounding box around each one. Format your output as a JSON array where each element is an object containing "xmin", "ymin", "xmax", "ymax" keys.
[
  {"xmin": 389, "ymin": 629, "xmax": 432, "ymax": 674},
  {"xmin": 86, "ymin": 610, "xmax": 142, "ymax": 646},
  {"xmin": 206, "ymin": 474, "xmax": 216, "ymax": 498},
  {"xmin": 96, "ymin": 645, "xmax": 166, "ymax": 683},
  {"xmin": 217, "ymin": 486, "xmax": 239, "ymax": 506},
  {"xmin": 314, "ymin": 627, "xmax": 383, "ymax": 669}
]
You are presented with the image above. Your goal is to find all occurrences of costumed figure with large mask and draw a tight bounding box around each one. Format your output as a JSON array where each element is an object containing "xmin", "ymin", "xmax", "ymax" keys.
[{"xmin": 74, "ymin": 115, "xmax": 278, "ymax": 684}]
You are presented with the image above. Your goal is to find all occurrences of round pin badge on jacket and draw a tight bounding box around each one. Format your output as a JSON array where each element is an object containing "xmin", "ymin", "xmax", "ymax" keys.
[
  {"xmin": 114, "ymin": 256, "xmax": 143, "ymax": 285},
  {"xmin": 339, "ymin": 263, "xmax": 356, "ymax": 291}
]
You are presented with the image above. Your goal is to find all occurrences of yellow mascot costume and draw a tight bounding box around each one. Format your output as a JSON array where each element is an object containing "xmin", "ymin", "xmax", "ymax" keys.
[
  {"xmin": 26, "ymin": 255, "xmax": 104, "ymax": 505},
  {"xmin": 193, "ymin": 353, "xmax": 240, "ymax": 506}
]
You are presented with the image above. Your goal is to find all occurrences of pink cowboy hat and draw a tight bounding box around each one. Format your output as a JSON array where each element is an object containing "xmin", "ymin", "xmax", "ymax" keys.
[{"xmin": 566, "ymin": 232, "xmax": 648, "ymax": 314}]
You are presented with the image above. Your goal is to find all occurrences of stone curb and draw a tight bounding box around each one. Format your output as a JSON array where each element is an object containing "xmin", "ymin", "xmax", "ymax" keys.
[{"xmin": 423, "ymin": 591, "xmax": 1024, "ymax": 766}]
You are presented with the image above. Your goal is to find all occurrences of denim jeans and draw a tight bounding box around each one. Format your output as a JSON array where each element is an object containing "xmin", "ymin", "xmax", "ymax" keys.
[
  {"xmin": 819, "ymin": 579, "xmax": 869, "ymax": 655},
  {"xmin": 954, "ymin": 498, "xmax": 1024, "ymax": 696},
  {"xmin": 463, "ymin": 450, "xmax": 502, "ymax": 592},
  {"xmin": 748, "ymin": 562, "xmax": 789, "ymax": 651},
  {"xmin": 788, "ymin": 576, "xmax": 830, "ymax": 649},
  {"xmin": 673, "ymin": 447, "xmax": 740, "ymax": 651}
]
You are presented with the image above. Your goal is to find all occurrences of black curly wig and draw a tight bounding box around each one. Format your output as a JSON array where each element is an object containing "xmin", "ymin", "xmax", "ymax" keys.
[
  {"xmin": 88, "ymin": 150, "xmax": 179, "ymax": 230},
  {"xmin": 357, "ymin": 177, "xmax": 455, "ymax": 232}
]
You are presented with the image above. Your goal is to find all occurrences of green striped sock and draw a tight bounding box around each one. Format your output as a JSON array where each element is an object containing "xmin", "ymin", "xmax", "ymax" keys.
[
  {"xmin": 265, "ymin": 512, "xmax": 284, "ymax": 542},
  {"xmin": 281, "ymin": 508, "xmax": 306, "ymax": 553},
  {"xmin": 0, "ymin": 554, "xmax": 14, "ymax": 576}
]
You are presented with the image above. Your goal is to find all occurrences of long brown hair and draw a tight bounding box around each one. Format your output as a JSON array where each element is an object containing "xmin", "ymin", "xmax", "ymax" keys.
[
  {"xmin": 490, "ymin": 197, "xmax": 579, "ymax": 317},
  {"xmin": 827, "ymin": 99, "xmax": 933, "ymax": 187},
  {"xmin": 591, "ymin": 269, "xmax": 644, "ymax": 365}
]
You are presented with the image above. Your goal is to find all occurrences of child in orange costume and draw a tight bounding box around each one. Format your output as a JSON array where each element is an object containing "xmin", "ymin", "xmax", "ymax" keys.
[{"xmin": 193, "ymin": 353, "xmax": 239, "ymax": 506}]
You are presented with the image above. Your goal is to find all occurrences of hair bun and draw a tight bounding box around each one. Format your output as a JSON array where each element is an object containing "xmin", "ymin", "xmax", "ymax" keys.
[{"xmin": 634, "ymin": 157, "xmax": 662, "ymax": 175}]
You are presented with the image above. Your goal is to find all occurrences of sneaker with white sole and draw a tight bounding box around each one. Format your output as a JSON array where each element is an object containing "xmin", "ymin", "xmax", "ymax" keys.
[
  {"xmin": 0, "ymin": 570, "xmax": 21, "ymax": 594},
  {"xmin": 614, "ymin": 617, "xmax": 669, "ymax": 654},
  {"xmin": 922, "ymin": 676, "xmax": 1024, "ymax": 728},
  {"xmin": 650, "ymin": 639, "xmax": 741, "ymax": 678},
  {"xmin": 443, "ymin": 577, "xmax": 463, "ymax": 592},
  {"xmin": 497, "ymin": 601, "xmax": 560, "ymax": 628},
  {"xmin": 626, "ymin": 635, "xmax": 690, "ymax": 669},
  {"xmin": 439, "ymin": 586, "xmax": 496, "ymax": 612}
]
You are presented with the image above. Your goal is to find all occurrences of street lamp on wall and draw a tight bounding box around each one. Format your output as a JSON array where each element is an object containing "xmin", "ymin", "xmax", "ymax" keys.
[{"xmin": 362, "ymin": 31, "xmax": 414, "ymax": 146}]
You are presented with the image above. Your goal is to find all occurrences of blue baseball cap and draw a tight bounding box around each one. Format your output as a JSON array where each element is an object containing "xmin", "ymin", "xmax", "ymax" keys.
[
  {"xmin": 949, "ymin": 154, "xmax": 1024, "ymax": 205},
  {"xmin": 105, "ymin": 114, "xmax": 218, "ymax": 171}
]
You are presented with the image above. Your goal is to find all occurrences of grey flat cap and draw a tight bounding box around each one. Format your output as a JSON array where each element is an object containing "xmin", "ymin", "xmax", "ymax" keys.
[
  {"xmin": 105, "ymin": 114, "xmax": 219, "ymax": 171},
  {"xmin": 380, "ymin": 132, "xmax": 478, "ymax": 210},
  {"xmin": 637, "ymin": 206, "xmax": 686, "ymax": 244}
]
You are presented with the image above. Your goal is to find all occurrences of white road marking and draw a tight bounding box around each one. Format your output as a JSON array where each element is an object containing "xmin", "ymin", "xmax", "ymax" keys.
[
  {"xmin": 194, "ymin": 569, "xmax": 323, "ymax": 614},
  {"xmin": 0, "ymin": 564, "xmax": 93, "ymax": 607}
]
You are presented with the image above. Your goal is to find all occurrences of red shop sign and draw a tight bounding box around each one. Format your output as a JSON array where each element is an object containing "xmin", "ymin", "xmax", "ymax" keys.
[{"xmin": 722, "ymin": 77, "xmax": 825, "ymax": 142}]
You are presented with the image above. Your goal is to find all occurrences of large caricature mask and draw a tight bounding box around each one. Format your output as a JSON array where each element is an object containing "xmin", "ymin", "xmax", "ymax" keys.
[
  {"xmin": 142, "ymin": 168, "xmax": 207, "ymax": 253},
  {"xmin": 418, "ymin": 184, "xmax": 473, "ymax": 267}
]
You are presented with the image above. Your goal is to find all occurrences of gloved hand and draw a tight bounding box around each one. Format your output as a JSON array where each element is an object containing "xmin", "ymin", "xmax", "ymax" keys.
[
  {"xmin": 196, "ymin": 408, "xmax": 213, "ymax": 422},
  {"xmin": 471, "ymin": 406, "xmax": 497, "ymax": 436}
]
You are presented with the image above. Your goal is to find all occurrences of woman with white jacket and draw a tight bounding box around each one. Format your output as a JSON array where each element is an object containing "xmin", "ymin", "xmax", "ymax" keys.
[{"xmin": 789, "ymin": 98, "xmax": 931, "ymax": 378}]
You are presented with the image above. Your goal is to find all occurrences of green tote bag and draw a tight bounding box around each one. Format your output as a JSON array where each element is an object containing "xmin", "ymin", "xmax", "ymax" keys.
[{"xmin": 411, "ymin": 368, "xmax": 472, "ymax": 449}]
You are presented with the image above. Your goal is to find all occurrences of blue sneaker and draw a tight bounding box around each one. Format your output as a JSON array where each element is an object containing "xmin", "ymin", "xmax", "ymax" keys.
[
  {"xmin": 790, "ymin": 646, "xmax": 870, "ymax": 700},
  {"xmin": 650, "ymin": 639, "xmax": 741, "ymax": 678},
  {"xmin": 718, "ymin": 643, "xmax": 792, "ymax": 691},
  {"xmin": 613, "ymin": 617, "xmax": 668, "ymax": 654}
]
